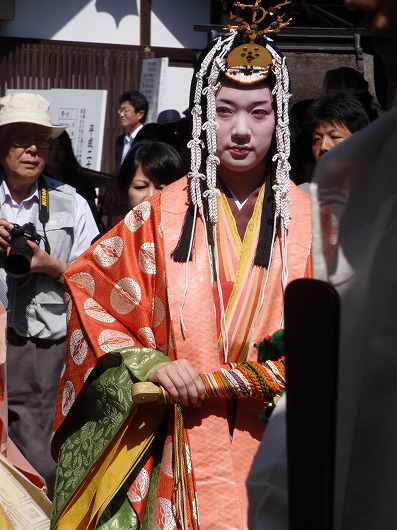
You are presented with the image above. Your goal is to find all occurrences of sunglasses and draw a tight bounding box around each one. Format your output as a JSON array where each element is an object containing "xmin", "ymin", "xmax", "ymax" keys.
[{"xmin": 2, "ymin": 133, "xmax": 52, "ymax": 148}]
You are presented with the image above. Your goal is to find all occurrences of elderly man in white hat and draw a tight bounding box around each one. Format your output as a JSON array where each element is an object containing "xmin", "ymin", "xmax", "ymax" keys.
[{"xmin": 0, "ymin": 92, "xmax": 99, "ymax": 499}]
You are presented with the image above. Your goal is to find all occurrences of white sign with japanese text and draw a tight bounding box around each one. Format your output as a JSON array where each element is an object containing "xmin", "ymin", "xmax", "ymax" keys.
[
  {"xmin": 6, "ymin": 88, "xmax": 107, "ymax": 171},
  {"xmin": 140, "ymin": 57, "xmax": 169, "ymax": 124}
]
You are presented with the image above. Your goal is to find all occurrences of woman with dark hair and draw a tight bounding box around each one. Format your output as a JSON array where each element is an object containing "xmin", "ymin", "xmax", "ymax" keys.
[
  {"xmin": 102, "ymin": 125, "xmax": 184, "ymax": 229},
  {"xmin": 118, "ymin": 140, "xmax": 185, "ymax": 209},
  {"xmin": 105, "ymin": 140, "xmax": 185, "ymax": 226},
  {"xmin": 52, "ymin": 4, "xmax": 311, "ymax": 528}
]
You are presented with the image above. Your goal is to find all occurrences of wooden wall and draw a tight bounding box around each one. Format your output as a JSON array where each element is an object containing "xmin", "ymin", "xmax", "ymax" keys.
[{"xmin": 0, "ymin": 37, "xmax": 154, "ymax": 174}]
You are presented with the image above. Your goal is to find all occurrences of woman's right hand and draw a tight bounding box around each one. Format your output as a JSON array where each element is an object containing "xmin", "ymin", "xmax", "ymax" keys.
[{"xmin": 148, "ymin": 359, "xmax": 206, "ymax": 406}]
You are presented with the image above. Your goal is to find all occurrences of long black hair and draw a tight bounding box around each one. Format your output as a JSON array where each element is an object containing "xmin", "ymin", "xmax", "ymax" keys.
[
  {"xmin": 117, "ymin": 140, "xmax": 186, "ymax": 196},
  {"xmin": 171, "ymin": 32, "xmax": 287, "ymax": 267}
]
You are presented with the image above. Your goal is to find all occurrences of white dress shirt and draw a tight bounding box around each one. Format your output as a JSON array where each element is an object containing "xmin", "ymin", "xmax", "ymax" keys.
[
  {"xmin": 0, "ymin": 178, "xmax": 99, "ymax": 265},
  {"xmin": 121, "ymin": 124, "xmax": 144, "ymax": 162}
]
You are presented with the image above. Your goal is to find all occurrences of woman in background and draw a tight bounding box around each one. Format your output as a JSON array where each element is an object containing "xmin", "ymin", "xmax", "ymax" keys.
[
  {"xmin": 102, "ymin": 128, "xmax": 186, "ymax": 230},
  {"xmin": 118, "ymin": 140, "xmax": 186, "ymax": 210}
]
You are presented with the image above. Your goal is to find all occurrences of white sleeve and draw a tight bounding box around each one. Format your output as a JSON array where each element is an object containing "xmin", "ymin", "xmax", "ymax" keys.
[{"xmin": 246, "ymin": 394, "xmax": 289, "ymax": 530}]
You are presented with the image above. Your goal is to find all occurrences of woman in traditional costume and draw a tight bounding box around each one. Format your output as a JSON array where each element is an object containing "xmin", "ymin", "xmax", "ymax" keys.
[{"xmin": 51, "ymin": 2, "xmax": 311, "ymax": 528}]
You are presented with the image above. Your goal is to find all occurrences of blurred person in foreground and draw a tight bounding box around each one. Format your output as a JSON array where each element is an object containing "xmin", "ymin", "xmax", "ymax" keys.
[
  {"xmin": 50, "ymin": 3, "xmax": 311, "ymax": 529},
  {"xmin": 0, "ymin": 93, "xmax": 99, "ymax": 499},
  {"xmin": 246, "ymin": 1, "xmax": 397, "ymax": 528}
]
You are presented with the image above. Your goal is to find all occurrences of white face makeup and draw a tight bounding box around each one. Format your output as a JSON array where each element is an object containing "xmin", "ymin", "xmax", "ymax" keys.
[{"xmin": 215, "ymin": 82, "xmax": 275, "ymax": 187}]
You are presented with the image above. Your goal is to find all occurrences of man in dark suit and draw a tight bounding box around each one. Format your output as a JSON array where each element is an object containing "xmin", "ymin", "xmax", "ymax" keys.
[
  {"xmin": 100, "ymin": 91, "xmax": 149, "ymax": 230},
  {"xmin": 115, "ymin": 90, "xmax": 149, "ymax": 168}
]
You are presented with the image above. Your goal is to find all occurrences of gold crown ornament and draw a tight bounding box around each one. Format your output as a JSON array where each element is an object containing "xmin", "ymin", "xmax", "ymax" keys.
[{"xmin": 217, "ymin": 0, "xmax": 292, "ymax": 84}]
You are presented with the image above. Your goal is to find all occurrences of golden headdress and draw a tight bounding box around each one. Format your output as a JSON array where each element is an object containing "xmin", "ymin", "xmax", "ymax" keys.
[
  {"xmin": 188, "ymin": 0, "xmax": 292, "ymax": 227},
  {"xmin": 219, "ymin": 1, "xmax": 292, "ymax": 84}
]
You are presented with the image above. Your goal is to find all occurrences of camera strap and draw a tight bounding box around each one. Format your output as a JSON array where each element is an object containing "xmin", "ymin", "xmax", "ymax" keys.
[{"xmin": 38, "ymin": 176, "xmax": 51, "ymax": 254}]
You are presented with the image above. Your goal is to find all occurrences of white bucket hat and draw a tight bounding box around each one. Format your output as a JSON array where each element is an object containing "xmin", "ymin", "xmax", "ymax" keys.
[{"xmin": 0, "ymin": 93, "xmax": 66, "ymax": 138}]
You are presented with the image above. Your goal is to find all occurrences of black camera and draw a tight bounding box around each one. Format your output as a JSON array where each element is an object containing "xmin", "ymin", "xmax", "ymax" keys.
[{"xmin": 4, "ymin": 222, "xmax": 42, "ymax": 279}]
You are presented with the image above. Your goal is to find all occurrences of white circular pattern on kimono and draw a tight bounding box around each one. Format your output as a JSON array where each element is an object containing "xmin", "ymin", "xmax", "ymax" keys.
[
  {"xmin": 84, "ymin": 298, "xmax": 116, "ymax": 323},
  {"xmin": 138, "ymin": 327, "xmax": 156, "ymax": 348},
  {"xmin": 62, "ymin": 381, "xmax": 75, "ymax": 417},
  {"xmin": 128, "ymin": 467, "xmax": 150, "ymax": 502},
  {"xmin": 69, "ymin": 272, "xmax": 95, "ymax": 297},
  {"xmin": 152, "ymin": 295, "xmax": 165, "ymax": 328},
  {"xmin": 193, "ymin": 494, "xmax": 199, "ymax": 522},
  {"xmin": 93, "ymin": 236, "xmax": 123, "ymax": 267},
  {"xmin": 160, "ymin": 442, "xmax": 191, "ymax": 480},
  {"xmin": 153, "ymin": 498, "xmax": 177, "ymax": 530},
  {"xmin": 110, "ymin": 278, "xmax": 141, "ymax": 314},
  {"xmin": 161, "ymin": 441, "xmax": 173, "ymax": 478},
  {"xmin": 84, "ymin": 367, "xmax": 93, "ymax": 382},
  {"xmin": 138, "ymin": 242, "xmax": 156, "ymax": 274},
  {"xmin": 98, "ymin": 329, "xmax": 135, "ymax": 353},
  {"xmin": 124, "ymin": 201, "xmax": 151, "ymax": 232},
  {"xmin": 70, "ymin": 329, "xmax": 88, "ymax": 365},
  {"xmin": 184, "ymin": 443, "xmax": 192, "ymax": 473},
  {"xmin": 60, "ymin": 361, "xmax": 66, "ymax": 379},
  {"xmin": 65, "ymin": 292, "xmax": 72, "ymax": 324}
]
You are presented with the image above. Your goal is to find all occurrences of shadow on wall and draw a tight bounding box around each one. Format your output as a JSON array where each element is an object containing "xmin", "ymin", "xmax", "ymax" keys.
[
  {"xmin": 95, "ymin": 0, "xmax": 138, "ymax": 26},
  {"xmin": 0, "ymin": 0, "xmax": 138, "ymax": 37},
  {"xmin": 1, "ymin": 0, "xmax": 206, "ymax": 49}
]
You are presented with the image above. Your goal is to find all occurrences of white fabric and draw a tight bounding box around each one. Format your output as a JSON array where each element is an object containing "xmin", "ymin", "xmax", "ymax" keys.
[
  {"xmin": 226, "ymin": 185, "xmax": 249, "ymax": 211},
  {"xmin": 0, "ymin": 452, "xmax": 51, "ymax": 529},
  {"xmin": 121, "ymin": 124, "xmax": 143, "ymax": 162},
  {"xmin": 312, "ymin": 105, "xmax": 397, "ymax": 530},
  {"xmin": 0, "ymin": 178, "xmax": 98, "ymax": 264},
  {"xmin": 246, "ymin": 394, "xmax": 288, "ymax": 530},
  {"xmin": 246, "ymin": 106, "xmax": 397, "ymax": 530}
]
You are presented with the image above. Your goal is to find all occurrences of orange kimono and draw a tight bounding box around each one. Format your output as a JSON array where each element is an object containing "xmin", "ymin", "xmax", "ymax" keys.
[{"xmin": 51, "ymin": 177, "xmax": 311, "ymax": 530}]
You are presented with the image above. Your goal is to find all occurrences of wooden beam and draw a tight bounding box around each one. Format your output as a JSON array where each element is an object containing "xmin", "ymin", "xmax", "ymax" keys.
[{"xmin": 140, "ymin": 0, "xmax": 151, "ymax": 47}]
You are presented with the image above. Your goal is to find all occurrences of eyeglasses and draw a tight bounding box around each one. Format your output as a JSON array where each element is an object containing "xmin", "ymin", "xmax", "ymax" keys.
[
  {"xmin": 5, "ymin": 133, "xmax": 52, "ymax": 148},
  {"xmin": 117, "ymin": 108, "xmax": 135, "ymax": 116}
]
